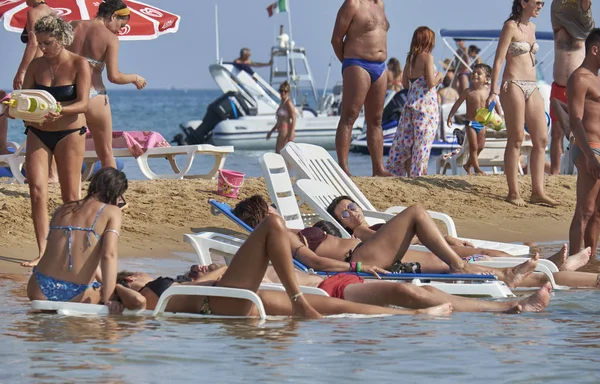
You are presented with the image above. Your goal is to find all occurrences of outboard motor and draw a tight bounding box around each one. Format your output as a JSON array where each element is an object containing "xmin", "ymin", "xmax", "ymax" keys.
[{"xmin": 177, "ymin": 91, "xmax": 257, "ymax": 145}]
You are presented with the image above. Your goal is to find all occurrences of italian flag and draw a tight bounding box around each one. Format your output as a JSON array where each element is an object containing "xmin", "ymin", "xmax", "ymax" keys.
[{"xmin": 267, "ymin": 0, "xmax": 287, "ymax": 17}]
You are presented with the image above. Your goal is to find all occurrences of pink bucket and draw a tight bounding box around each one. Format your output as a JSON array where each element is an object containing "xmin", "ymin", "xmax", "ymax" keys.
[{"xmin": 217, "ymin": 169, "xmax": 245, "ymax": 198}]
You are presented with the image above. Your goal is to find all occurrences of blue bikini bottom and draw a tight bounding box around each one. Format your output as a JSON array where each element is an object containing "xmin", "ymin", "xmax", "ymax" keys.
[
  {"xmin": 33, "ymin": 267, "xmax": 101, "ymax": 302},
  {"xmin": 342, "ymin": 58, "xmax": 386, "ymax": 84}
]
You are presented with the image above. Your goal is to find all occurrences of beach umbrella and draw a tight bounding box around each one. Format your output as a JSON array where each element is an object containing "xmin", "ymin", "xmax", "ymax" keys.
[{"xmin": 0, "ymin": 0, "xmax": 180, "ymax": 40}]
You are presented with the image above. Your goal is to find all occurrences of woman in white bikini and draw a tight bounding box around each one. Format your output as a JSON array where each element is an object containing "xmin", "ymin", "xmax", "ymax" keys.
[
  {"xmin": 266, "ymin": 81, "xmax": 296, "ymax": 154},
  {"xmin": 68, "ymin": 0, "xmax": 147, "ymax": 169},
  {"xmin": 487, "ymin": 0, "xmax": 558, "ymax": 207}
]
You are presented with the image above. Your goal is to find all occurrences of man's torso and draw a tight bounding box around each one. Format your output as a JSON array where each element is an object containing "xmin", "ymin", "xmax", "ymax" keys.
[
  {"xmin": 573, "ymin": 68, "xmax": 600, "ymax": 143},
  {"xmin": 343, "ymin": 0, "xmax": 389, "ymax": 61}
]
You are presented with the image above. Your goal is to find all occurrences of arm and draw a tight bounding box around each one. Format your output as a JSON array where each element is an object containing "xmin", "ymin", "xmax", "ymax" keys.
[
  {"xmin": 288, "ymin": 232, "xmax": 352, "ymax": 272},
  {"xmin": 286, "ymin": 100, "xmax": 296, "ymax": 140},
  {"xmin": 487, "ymin": 22, "xmax": 514, "ymax": 106},
  {"xmin": 250, "ymin": 60, "xmax": 273, "ymax": 68},
  {"xmin": 105, "ymin": 36, "xmax": 146, "ymax": 88},
  {"xmin": 100, "ymin": 209, "xmax": 123, "ymax": 304},
  {"xmin": 58, "ymin": 57, "xmax": 90, "ymax": 115},
  {"xmin": 424, "ymin": 53, "xmax": 442, "ymax": 89},
  {"xmin": 114, "ymin": 285, "xmax": 147, "ymax": 310},
  {"xmin": 401, "ymin": 64, "xmax": 409, "ymax": 90},
  {"xmin": 446, "ymin": 89, "xmax": 468, "ymax": 127},
  {"xmin": 14, "ymin": 10, "xmax": 40, "ymax": 90},
  {"xmin": 188, "ymin": 266, "xmax": 228, "ymax": 283},
  {"xmin": 330, "ymin": 0, "xmax": 358, "ymax": 63}
]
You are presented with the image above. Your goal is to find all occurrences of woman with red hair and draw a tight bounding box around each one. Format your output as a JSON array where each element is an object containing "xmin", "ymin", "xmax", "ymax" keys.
[{"xmin": 386, "ymin": 26, "xmax": 443, "ymax": 176}]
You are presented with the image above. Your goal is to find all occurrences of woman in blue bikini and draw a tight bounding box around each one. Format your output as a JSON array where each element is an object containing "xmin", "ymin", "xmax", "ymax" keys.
[
  {"xmin": 27, "ymin": 167, "xmax": 127, "ymax": 305},
  {"xmin": 69, "ymin": 0, "xmax": 146, "ymax": 169}
]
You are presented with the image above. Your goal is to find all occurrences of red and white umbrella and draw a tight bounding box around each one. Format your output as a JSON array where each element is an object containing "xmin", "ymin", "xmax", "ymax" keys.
[{"xmin": 0, "ymin": 0, "xmax": 180, "ymax": 40}]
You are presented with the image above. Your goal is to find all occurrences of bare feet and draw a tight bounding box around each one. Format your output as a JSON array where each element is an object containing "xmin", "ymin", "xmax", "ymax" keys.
[
  {"xmin": 506, "ymin": 195, "xmax": 527, "ymax": 207},
  {"xmin": 292, "ymin": 297, "xmax": 323, "ymax": 319},
  {"xmin": 511, "ymin": 282, "xmax": 552, "ymax": 313},
  {"xmin": 561, "ymin": 247, "xmax": 591, "ymax": 272},
  {"xmin": 474, "ymin": 167, "xmax": 486, "ymax": 175},
  {"xmin": 501, "ymin": 253, "xmax": 540, "ymax": 288},
  {"xmin": 416, "ymin": 303, "xmax": 453, "ymax": 316},
  {"xmin": 21, "ymin": 256, "xmax": 41, "ymax": 268},
  {"xmin": 340, "ymin": 167, "xmax": 353, "ymax": 177},
  {"xmin": 547, "ymin": 243, "xmax": 567, "ymax": 269},
  {"xmin": 373, "ymin": 169, "xmax": 393, "ymax": 177},
  {"xmin": 530, "ymin": 194, "xmax": 560, "ymax": 207},
  {"xmin": 463, "ymin": 164, "xmax": 472, "ymax": 175}
]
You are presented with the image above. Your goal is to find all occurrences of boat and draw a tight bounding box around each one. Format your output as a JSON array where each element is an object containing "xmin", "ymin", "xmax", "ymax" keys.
[
  {"xmin": 175, "ymin": 44, "xmax": 362, "ymax": 150},
  {"xmin": 351, "ymin": 29, "xmax": 554, "ymax": 155}
]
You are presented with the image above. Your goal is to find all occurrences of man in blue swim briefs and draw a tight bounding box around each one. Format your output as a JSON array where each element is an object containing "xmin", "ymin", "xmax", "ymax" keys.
[
  {"xmin": 567, "ymin": 28, "xmax": 600, "ymax": 261},
  {"xmin": 331, "ymin": 0, "xmax": 391, "ymax": 177}
]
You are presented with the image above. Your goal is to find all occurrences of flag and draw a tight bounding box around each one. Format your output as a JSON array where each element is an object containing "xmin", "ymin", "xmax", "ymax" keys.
[{"xmin": 267, "ymin": 0, "xmax": 288, "ymax": 17}]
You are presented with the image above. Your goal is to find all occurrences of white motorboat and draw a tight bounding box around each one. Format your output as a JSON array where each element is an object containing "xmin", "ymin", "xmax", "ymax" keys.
[
  {"xmin": 352, "ymin": 29, "xmax": 554, "ymax": 155},
  {"xmin": 176, "ymin": 45, "xmax": 362, "ymax": 150}
]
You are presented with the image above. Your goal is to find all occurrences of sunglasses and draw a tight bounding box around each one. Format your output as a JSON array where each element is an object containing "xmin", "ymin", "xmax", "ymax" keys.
[
  {"xmin": 340, "ymin": 202, "xmax": 359, "ymax": 220},
  {"xmin": 279, "ymin": 90, "xmax": 289, "ymax": 93},
  {"xmin": 536, "ymin": 1, "xmax": 545, "ymax": 7}
]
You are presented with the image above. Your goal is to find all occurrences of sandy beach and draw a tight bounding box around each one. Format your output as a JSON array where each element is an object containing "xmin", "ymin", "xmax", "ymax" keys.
[{"xmin": 0, "ymin": 174, "xmax": 582, "ymax": 275}]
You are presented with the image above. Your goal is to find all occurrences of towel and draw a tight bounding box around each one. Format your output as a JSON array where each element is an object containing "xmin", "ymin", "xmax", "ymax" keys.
[{"xmin": 86, "ymin": 131, "xmax": 171, "ymax": 158}]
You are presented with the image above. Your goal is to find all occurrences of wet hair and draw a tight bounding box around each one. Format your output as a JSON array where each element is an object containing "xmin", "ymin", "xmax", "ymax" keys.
[
  {"xmin": 117, "ymin": 271, "xmax": 136, "ymax": 287},
  {"xmin": 96, "ymin": 0, "xmax": 130, "ymax": 20},
  {"xmin": 34, "ymin": 14, "xmax": 74, "ymax": 47},
  {"xmin": 468, "ymin": 45, "xmax": 481, "ymax": 54},
  {"xmin": 232, "ymin": 195, "xmax": 269, "ymax": 229},
  {"xmin": 326, "ymin": 195, "xmax": 360, "ymax": 233},
  {"xmin": 387, "ymin": 57, "xmax": 402, "ymax": 78},
  {"xmin": 279, "ymin": 80, "xmax": 291, "ymax": 93},
  {"xmin": 406, "ymin": 26, "xmax": 436, "ymax": 70},
  {"xmin": 585, "ymin": 28, "xmax": 600, "ymax": 55},
  {"xmin": 85, "ymin": 167, "xmax": 128, "ymax": 206},
  {"xmin": 473, "ymin": 63, "xmax": 492, "ymax": 78},
  {"xmin": 312, "ymin": 220, "xmax": 342, "ymax": 238},
  {"xmin": 507, "ymin": 0, "xmax": 525, "ymax": 25},
  {"xmin": 240, "ymin": 47, "xmax": 251, "ymax": 58}
]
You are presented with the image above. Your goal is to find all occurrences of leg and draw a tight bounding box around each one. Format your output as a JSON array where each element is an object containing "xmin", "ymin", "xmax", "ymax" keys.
[
  {"xmin": 364, "ymin": 71, "xmax": 392, "ymax": 176},
  {"xmin": 353, "ymin": 204, "xmax": 538, "ymax": 287},
  {"xmin": 210, "ymin": 215, "xmax": 321, "ymax": 318},
  {"xmin": 583, "ymin": 191, "xmax": 600, "ymax": 257},
  {"xmin": 47, "ymin": 157, "xmax": 58, "ymax": 184},
  {"xmin": 344, "ymin": 281, "xmax": 550, "ymax": 313},
  {"xmin": 551, "ymin": 99, "xmax": 571, "ymax": 139},
  {"xmin": 525, "ymin": 92, "xmax": 558, "ymax": 206},
  {"xmin": 473, "ymin": 128, "xmax": 486, "ymax": 174},
  {"xmin": 53, "ymin": 132, "xmax": 85, "ymax": 203},
  {"xmin": 409, "ymin": 111, "xmax": 438, "ymax": 177},
  {"xmin": 519, "ymin": 271, "xmax": 599, "ymax": 288},
  {"xmin": 274, "ymin": 127, "xmax": 288, "ymax": 154},
  {"xmin": 86, "ymin": 95, "xmax": 117, "ymax": 168},
  {"xmin": 21, "ymin": 132, "xmax": 51, "ymax": 267},
  {"xmin": 464, "ymin": 125, "xmax": 478, "ymax": 175},
  {"xmin": 385, "ymin": 108, "xmax": 414, "ymax": 176},
  {"xmin": 550, "ymin": 119, "xmax": 565, "ymax": 175},
  {"xmin": 568, "ymin": 159, "xmax": 600, "ymax": 255},
  {"xmin": 0, "ymin": 113, "xmax": 8, "ymax": 155},
  {"xmin": 500, "ymin": 84, "xmax": 527, "ymax": 206},
  {"xmin": 335, "ymin": 67, "xmax": 371, "ymax": 176}
]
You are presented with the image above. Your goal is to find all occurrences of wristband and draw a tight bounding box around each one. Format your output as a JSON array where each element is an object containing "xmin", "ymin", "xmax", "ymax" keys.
[
  {"xmin": 290, "ymin": 292, "xmax": 303, "ymax": 302},
  {"xmin": 350, "ymin": 262, "xmax": 357, "ymax": 272},
  {"xmin": 356, "ymin": 262, "xmax": 362, "ymax": 273},
  {"xmin": 56, "ymin": 104, "xmax": 62, "ymax": 114}
]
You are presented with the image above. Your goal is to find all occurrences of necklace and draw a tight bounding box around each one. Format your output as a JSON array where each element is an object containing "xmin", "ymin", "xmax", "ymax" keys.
[{"xmin": 49, "ymin": 60, "xmax": 62, "ymax": 81}]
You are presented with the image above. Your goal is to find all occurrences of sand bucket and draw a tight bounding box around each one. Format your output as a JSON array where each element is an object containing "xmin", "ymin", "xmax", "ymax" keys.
[{"xmin": 217, "ymin": 169, "xmax": 245, "ymax": 198}]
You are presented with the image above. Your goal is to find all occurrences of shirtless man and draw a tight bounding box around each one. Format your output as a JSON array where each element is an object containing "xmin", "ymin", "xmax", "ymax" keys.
[
  {"xmin": 331, "ymin": 0, "xmax": 391, "ymax": 177},
  {"xmin": 550, "ymin": 0, "xmax": 594, "ymax": 175},
  {"xmin": 454, "ymin": 39, "xmax": 471, "ymax": 93},
  {"xmin": 567, "ymin": 28, "xmax": 600, "ymax": 260},
  {"xmin": 234, "ymin": 48, "xmax": 272, "ymax": 68}
]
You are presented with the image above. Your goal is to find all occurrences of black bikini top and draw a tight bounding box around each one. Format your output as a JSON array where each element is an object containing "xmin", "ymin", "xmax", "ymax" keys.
[
  {"xmin": 34, "ymin": 83, "xmax": 77, "ymax": 102},
  {"xmin": 298, "ymin": 227, "xmax": 328, "ymax": 252},
  {"xmin": 21, "ymin": 27, "xmax": 28, "ymax": 44},
  {"xmin": 141, "ymin": 277, "xmax": 175, "ymax": 298}
]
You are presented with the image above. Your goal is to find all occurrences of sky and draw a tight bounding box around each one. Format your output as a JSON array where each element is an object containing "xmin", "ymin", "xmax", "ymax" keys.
[{"xmin": 1, "ymin": 0, "xmax": 600, "ymax": 90}]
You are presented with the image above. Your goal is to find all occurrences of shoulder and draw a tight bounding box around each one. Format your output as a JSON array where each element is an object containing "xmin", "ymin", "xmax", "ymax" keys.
[
  {"xmin": 341, "ymin": 0, "xmax": 360, "ymax": 11},
  {"xmin": 502, "ymin": 20, "xmax": 518, "ymax": 33},
  {"xmin": 72, "ymin": 54, "xmax": 89, "ymax": 69}
]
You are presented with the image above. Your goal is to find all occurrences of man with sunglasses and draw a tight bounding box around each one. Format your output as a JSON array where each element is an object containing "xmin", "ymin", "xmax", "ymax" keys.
[
  {"xmin": 550, "ymin": 0, "xmax": 595, "ymax": 174},
  {"xmin": 331, "ymin": 0, "xmax": 391, "ymax": 177}
]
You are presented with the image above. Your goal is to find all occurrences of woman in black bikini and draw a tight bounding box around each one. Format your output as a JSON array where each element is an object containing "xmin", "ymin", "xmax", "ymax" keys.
[{"xmin": 21, "ymin": 14, "xmax": 91, "ymax": 267}]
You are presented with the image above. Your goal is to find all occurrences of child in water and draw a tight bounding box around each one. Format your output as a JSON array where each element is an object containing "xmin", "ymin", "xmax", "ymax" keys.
[{"xmin": 446, "ymin": 64, "xmax": 503, "ymax": 175}]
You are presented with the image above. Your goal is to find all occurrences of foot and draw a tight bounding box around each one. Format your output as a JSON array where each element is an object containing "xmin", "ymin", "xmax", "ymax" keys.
[
  {"xmin": 530, "ymin": 194, "xmax": 560, "ymax": 207},
  {"xmin": 506, "ymin": 195, "xmax": 527, "ymax": 207},
  {"xmin": 501, "ymin": 253, "xmax": 540, "ymax": 288},
  {"xmin": 547, "ymin": 243, "xmax": 567, "ymax": 270},
  {"xmin": 373, "ymin": 170, "xmax": 393, "ymax": 177},
  {"xmin": 292, "ymin": 297, "xmax": 323, "ymax": 319},
  {"xmin": 473, "ymin": 167, "xmax": 486, "ymax": 175},
  {"xmin": 463, "ymin": 164, "xmax": 472, "ymax": 175},
  {"xmin": 340, "ymin": 167, "xmax": 353, "ymax": 177},
  {"xmin": 561, "ymin": 247, "xmax": 591, "ymax": 271},
  {"xmin": 21, "ymin": 256, "xmax": 41, "ymax": 268},
  {"xmin": 510, "ymin": 282, "xmax": 552, "ymax": 313},
  {"xmin": 416, "ymin": 303, "xmax": 453, "ymax": 316}
]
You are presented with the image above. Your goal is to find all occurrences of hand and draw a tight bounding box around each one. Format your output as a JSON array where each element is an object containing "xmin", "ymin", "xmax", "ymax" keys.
[
  {"xmin": 266, "ymin": 131, "xmax": 272, "ymax": 140},
  {"xmin": 268, "ymin": 59, "xmax": 273, "ymax": 66},
  {"xmin": 44, "ymin": 110, "xmax": 61, "ymax": 123},
  {"xmin": 13, "ymin": 72, "xmax": 24, "ymax": 90},
  {"xmin": 133, "ymin": 74, "xmax": 147, "ymax": 90},
  {"xmin": 445, "ymin": 235, "xmax": 474, "ymax": 248},
  {"xmin": 360, "ymin": 264, "xmax": 390, "ymax": 279},
  {"xmin": 586, "ymin": 155, "xmax": 600, "ymax": 179},
  {"xmin": 486, "ymin": 93, "xmax": 496, "ymax": 108},
  {"xmin": 447, "ymin": 116, "xmax": 453, "ymax": 128},
  {"xmin": 105, "ymin": 300, "xmax": 124, "ymax": 314}
]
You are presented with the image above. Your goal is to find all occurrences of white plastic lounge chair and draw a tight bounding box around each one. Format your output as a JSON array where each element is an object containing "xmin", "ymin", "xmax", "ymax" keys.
[
  {"xmin": 281, "ymin": 142, "xmax": 530, "ymax": 256},
  {"xmin": 437, "ymin": 137, "xmax": 533, "ymax": 175},
  {"xmin": 81, "ymin": 144, "xmax": 234, "ymax": 181},
  {"xmin": 31, "ymin": 284, "xmax": 267, "ymax": 319},
  {"xmin": 292, "ymin": 178, "xmax": 564, "ymax": 290},
  {"xmin": 0, "ymin": 141, "xmax": 26, "ymax": 184}
]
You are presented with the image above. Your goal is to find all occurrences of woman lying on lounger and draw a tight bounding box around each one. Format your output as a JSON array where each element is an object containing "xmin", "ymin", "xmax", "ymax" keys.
[
  {"xmin": 326, "ymin": 196, "xmax": 600, "ymax": 289},
  {"xmin": 107, "ymin": 216, "xmax": 456, "ymax": 318},
  {"xmin": 27, "ymin": 167, "xmax": 127, "ymax": 304}
]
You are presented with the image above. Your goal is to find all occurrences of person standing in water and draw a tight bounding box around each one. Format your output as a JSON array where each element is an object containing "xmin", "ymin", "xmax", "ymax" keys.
[{"xmin": 331, "ymin": 0, "xmax": 391, "ymax": 177}]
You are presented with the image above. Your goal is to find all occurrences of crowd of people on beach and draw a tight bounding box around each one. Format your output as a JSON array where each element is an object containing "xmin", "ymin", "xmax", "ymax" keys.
[{"xmin": 4, "ymin": 0, "xmax": 600, "ymax": 319}]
